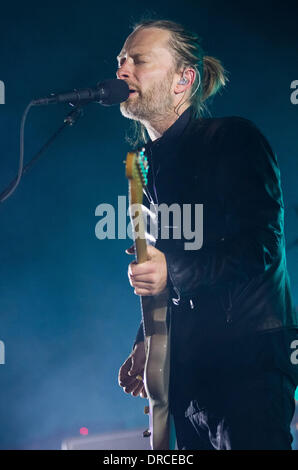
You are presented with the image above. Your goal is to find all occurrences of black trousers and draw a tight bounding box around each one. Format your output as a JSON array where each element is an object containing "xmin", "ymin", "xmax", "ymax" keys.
[
  {"xmin": 171, "ymin": 370, "xmax": 296, "ymax": 450},
  {"xmin": 169, "ymin": 329, "xmax": 298, "ymax": 450}
]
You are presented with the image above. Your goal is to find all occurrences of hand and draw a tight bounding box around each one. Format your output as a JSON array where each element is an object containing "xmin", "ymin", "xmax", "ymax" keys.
[
  {"xmin": 126, "ymin": 245, "xmax": 168, "ymax": 296},
  {"xmin": 118, "ymin": 342, "xmax": 147, "ymax": 398}
]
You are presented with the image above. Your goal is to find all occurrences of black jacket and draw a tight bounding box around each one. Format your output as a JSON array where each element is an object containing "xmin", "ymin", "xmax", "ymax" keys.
[{"xmin": 133, "ymin": 108, "xmax": 297, "ymax": 385}]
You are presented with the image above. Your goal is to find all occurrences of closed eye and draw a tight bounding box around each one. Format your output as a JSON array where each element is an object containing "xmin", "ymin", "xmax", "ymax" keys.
[{"xmin": 117, "ymin": 54, "xmax": 149, "ymax": 68}]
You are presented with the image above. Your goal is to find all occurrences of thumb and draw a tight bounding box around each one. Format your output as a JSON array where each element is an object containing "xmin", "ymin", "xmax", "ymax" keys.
[{"xmin": 125, "ymin": 245, "xmax": 135, "ymax": 255}]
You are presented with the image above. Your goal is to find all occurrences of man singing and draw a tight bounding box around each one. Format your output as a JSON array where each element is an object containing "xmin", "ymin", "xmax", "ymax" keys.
[{"xmin": 117, "ymin": 19, "xmax": 298, "ymax": 450}]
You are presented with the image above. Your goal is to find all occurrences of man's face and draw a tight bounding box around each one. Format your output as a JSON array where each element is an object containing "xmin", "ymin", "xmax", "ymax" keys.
[{"xmin": 116, "ymin": 27, "xmax": 178, "ymax": 121}]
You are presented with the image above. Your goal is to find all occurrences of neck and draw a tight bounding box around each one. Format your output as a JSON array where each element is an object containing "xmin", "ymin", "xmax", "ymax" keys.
[{"xmin": 142, "ymin": 103, "xmax": 190, "ymax": 141}]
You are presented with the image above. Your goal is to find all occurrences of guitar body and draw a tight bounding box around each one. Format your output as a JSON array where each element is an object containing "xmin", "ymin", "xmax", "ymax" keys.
[
  {"xmin": 142, "ymin": 293, "xmax": 175, "ymax": 450},
  {"xmin": 125, "ymin": 151, "xmax": 176, "ymax": 450}
]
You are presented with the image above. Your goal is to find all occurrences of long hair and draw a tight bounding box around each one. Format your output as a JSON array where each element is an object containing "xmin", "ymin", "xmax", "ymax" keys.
[{"xmin": 126, "ymin": 19, "xmax": 229, "ymax": 147}]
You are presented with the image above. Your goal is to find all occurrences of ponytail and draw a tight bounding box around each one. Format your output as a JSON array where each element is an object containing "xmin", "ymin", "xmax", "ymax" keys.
[{"xmin": 202, "ymin": 55, "xmax": 228, "ymax": 102}]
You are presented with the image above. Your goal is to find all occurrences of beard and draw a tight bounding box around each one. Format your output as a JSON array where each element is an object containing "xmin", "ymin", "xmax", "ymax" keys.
[{"xmin": 120, "ymin": 69, "xmax": 175, "ymax": 122}]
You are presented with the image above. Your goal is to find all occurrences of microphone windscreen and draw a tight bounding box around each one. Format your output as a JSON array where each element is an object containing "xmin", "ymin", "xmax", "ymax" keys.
[{"xmin": 97, "ymin": 79, "xmax": 129, "ymax": 106}]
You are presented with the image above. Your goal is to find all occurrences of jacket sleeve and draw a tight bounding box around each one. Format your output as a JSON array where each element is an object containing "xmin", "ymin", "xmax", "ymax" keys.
[{"xmin": 165, "ymin": 118, "xmax": 284, "ymax": 300}]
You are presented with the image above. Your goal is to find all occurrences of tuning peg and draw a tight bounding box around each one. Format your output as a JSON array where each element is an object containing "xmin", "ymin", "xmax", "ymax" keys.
[
  {"xmin": 143, "ymin": 429, "xmax": 151, "ymax": 438},
  {"xmin": 144, "ymin": 405, "xmax": 149, "ymax": 415}
]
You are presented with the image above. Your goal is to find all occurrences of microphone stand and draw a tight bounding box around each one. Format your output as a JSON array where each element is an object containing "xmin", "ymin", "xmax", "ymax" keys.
[{"xmin": 0, "ymin": 105, "xmax": 84, "ymax": 203}]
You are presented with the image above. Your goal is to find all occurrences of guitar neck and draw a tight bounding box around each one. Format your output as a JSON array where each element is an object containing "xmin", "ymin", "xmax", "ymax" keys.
[
  {"xmin": 135, "ymin": 237, "xmax": 148, "ymax": 264},
  {"xmin": 126, "ymin": 150, "xmax": 150, "ymax": 263}
]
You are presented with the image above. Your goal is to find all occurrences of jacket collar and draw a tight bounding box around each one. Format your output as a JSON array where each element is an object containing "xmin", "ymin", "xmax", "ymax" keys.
[{"xmin": 144, "ymin": 106, "xmax": 193, "ymax": 154}]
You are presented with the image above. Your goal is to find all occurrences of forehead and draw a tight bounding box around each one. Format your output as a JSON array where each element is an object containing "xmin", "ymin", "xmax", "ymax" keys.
[{"xmin": 118, "ymin": 27, "xmax": 172, "ymax": 58}]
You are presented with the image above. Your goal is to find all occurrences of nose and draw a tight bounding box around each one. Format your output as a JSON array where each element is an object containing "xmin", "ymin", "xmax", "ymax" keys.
[{"xmin": 116, "ymin": 59, "xmax": 132, "ymax": 80}]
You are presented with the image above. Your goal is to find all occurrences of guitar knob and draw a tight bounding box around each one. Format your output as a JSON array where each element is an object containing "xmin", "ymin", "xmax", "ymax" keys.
[
  {"xmin": 144, "ymin": 405, "xmax": 149, "ymax": 415},
  {"xmin": 143, "ymin": 429, "xmax": 151, "ymax": 438}
]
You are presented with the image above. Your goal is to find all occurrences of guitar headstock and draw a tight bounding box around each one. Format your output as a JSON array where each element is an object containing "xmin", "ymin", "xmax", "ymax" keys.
[{"xmin": 125, "ymin": 149, "xmax": 149, "ymax": 205}]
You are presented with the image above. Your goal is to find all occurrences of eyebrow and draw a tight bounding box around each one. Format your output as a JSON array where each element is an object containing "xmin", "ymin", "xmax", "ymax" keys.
[{"xmin": 117, "ymin": 52, "xmax": 152, "ymax": 62}]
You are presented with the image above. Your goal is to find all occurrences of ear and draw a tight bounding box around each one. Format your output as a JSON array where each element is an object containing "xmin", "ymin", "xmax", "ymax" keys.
[{"xmin": 174, "ymin": 68, "xmax": 196, "ymax": 94}]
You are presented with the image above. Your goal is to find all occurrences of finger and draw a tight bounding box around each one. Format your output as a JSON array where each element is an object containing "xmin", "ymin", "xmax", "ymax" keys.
[
  {"xmin": 129, "ymin": 262, "xmax": 154, "ymax": 277},
  {"xmin": 129, "ymin": 274, "xmax": 155, "ymax": 283},
  {"xmin": 126, "ymin": 368, "xmax": 144, "ymax": 388},
  {"xmin": 118, "ymin": 357, "xmax": 132, "ymax": 384},
  {"xmin": 140, "ymin": 386, "xmax": 148, "ymax": 398},
  {"xmin": 131, "ymin": 281, "xmax": 154, "ymax": 289},
  {"xmin": 131, "ymin": 380, "xmax": 144, "ymax": 397},
  {"xmin": 128, "ymin": 361, "xmax": 144, "ymax": 377},
  {"xmin": 119, "ymin": 374, "xmax": 137, "ymax": 388},
  {"xmin": 124, "ymin": 378, "xmax": 141, "ymax": 394},
  {"xmin": 134, "ymin": 288, "xmax": 153, "ymax": 296}
]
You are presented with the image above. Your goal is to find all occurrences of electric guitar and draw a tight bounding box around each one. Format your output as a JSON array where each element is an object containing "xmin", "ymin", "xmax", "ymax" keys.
[{"xmin": 125, "ymin": 149, "xmax": 176, "ymax": 450}]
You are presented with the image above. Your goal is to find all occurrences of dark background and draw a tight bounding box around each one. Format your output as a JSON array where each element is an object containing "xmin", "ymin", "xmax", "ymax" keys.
[{"xmin": 0, "ymin": 0, "xmax": 297, "ymax": 449}]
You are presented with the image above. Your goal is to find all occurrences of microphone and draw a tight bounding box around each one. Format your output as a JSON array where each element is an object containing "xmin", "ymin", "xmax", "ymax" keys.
[{"xmin": 32, "ymin": 79, "xmax": 129, "ymax": 106}]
